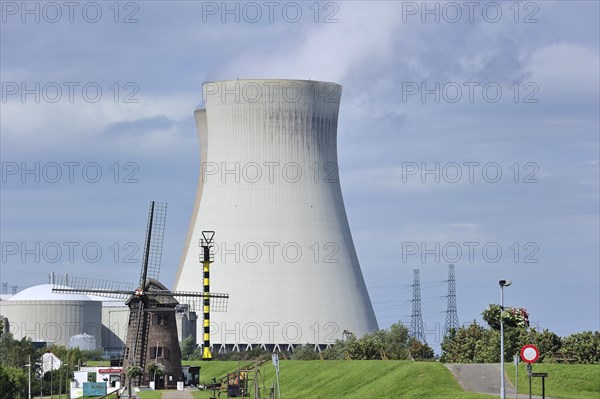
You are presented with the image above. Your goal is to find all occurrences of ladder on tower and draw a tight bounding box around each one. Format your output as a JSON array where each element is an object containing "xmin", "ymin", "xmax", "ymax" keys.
[{"xmin": 127, "ymin": 300, "xmax": 150, "ymax": 384}]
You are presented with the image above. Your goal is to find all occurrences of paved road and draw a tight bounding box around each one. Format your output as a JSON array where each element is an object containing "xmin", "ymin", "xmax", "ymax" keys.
[
  {"xmin": 160, "ymin": 390, "xmax": 195, "ymax": 398},
  {"xmin": 445, "ymin": 363, "xmax": 554, "ymax": 399}
]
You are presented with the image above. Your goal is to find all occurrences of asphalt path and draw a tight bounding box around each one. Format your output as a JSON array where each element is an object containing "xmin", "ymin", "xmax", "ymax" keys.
[
  {"xmin": 160, "ymin": 390, "xmax": 195, "ymax": 398},
  {"xmin": 444, "ymin": 363, "xmax": 555, "ymax": 399}
]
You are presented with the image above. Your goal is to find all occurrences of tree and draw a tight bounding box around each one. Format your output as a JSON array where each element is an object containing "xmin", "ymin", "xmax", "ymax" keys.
[
  {"xmin": 531, "ymin": 328, "xmax": 561, "ymax": 362},
  {"xmin": 473, "ymin": 328, "xmax": 500, "ymax": 363},
  {"xmin": 383, "ymin": 323, "xmax": 411, "ymax": 360},
  {"xmin": 442, "ymin": 320, "xmax": 538, "ymax": 363},
  {"xmin": 408, "ymin": 338, "xmax": 434, "ymax": 360},
  {"xmin": 562, "ymin": 331, "xmax": 600, "ymax": 364},
  {"xmin": 189, "ymin": 346, "xmax": 203, "ymax": 360},
  {"xmin": 440, "ymin": 321, "xmax": 487, "ymax": 363},
  {"xmin": 0, "ymin": 364, "xmax": 27, "ymax": 399},
  {"xmin": 346, "ymin": 333, "xmax": 382, "ymax": 360},
  {"xmin": 320, "ymin": 323, "xmax": 411, "ymax": 361},
  {"xmin": 147, "ymin": 362, "xmax": 165, "ymax": 386},
  {"xmin": 180, "ymin": 336, "xmax": 196, "ymax": 360},
  {"xmin": 43, "ymin": 364, "xmax": 71, "ymax": 398},
  {"xmin": 321, "ymin": 339, "xmax": 350, "ymax": 360},
  {"xmin": 125, "ymin": 365, "xmax": 143, "ymax": 396},
  {"xmin": 0, "ymin": 333, "xmax": 38, "ymax": 368}
]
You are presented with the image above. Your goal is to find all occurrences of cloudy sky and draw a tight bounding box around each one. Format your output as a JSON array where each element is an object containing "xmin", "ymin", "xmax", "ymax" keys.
[{"xmin": 1, "ymin": 1, "xmax": 598, "ymax": 351}]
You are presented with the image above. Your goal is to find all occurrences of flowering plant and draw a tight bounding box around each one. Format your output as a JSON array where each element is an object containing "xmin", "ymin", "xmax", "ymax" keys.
[{"xmin": 482, "ymin": 304, "xmax": 529, "ymax": 330}]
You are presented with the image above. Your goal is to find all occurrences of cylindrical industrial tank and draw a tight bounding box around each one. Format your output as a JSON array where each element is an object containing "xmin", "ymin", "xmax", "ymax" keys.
[
  {"xmin": 0, "ymin": 284, "xmax": 102, "ymax": 349},
  {"xmin": 174, "ymin": 79, "xmax": 378, "ymax": 349},
  {"xmin": 68, "ymin": 333, "xmax": 97, "ymax": 351}
]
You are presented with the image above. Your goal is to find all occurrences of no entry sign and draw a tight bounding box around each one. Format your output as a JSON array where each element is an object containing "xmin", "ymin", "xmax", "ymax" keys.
[{"xmin": 520, "ymin": 344, "xmax": 540, "ymax": 363}]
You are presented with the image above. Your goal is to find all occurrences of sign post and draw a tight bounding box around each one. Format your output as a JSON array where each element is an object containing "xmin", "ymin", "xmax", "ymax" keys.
[
  {"xmin": 272, "ymin": 353, "xmax": 281, "ymax": 399},
  {"xmin": 520, "ymin": 344, "xmax": 541, "ymax": 399},
  {"xmin": 527, "ymin": 363, "xmax": 532, "ymax": 399},
  {"xmin": 513, "ymin": 355, "xmax": 519, "ymax": 399}
]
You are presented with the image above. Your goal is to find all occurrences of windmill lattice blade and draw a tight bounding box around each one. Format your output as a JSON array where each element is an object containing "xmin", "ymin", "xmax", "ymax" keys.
[
  {"xmin": 140, "ymin": 201, "xmax": 167, "ymax": 285},
  {"xmin": 52, "ymin": 275, "xmax": 133, "ymax": 300},
  {"xmin": 171, "ymin": 291, "xmax": 229, "ymax": 313}
]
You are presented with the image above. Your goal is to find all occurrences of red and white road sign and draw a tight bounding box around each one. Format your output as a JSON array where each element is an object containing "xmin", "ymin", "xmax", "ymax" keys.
[{"xmin": 520, "ymin": 344, "xmax": 540, "ymax": 363}]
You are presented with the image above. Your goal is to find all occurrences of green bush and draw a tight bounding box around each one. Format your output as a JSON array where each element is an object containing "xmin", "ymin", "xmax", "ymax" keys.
[
  {"xmin": 292, "ymin": 344, "xmax": 320, "ymax": 360},
  {"xmin": 562, "ymin": 331, "xmax": 600, "ymax": 364},
  {"xmin": 0, "ymin": 364, "xmax": 27, "ymax": 398},
  {"xmin": 408, "ymin": 338, "xmax": 435, "ymax": 360}
]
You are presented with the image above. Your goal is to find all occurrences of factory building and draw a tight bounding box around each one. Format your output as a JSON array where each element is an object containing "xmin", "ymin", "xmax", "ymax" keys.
[
  {"xmin": 175, "ymin": 79, "xmax": 378, "ymax": 351},
  {"xmin": 0, "ymin": 282, "xmax": 197, "ymax": 356}
]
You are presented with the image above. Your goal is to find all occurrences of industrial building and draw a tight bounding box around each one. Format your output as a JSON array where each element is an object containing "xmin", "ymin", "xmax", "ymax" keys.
[
  {"xmin": 0, "ymin": 283, "xmax": 103, "ymax": 349},
  {"xmin": 0, "ymin": 280, "xmax": 195, "ymax": 356},
  {"xmin": 175, "ymin": 79, "xmax": 378, "ymax": 351}
]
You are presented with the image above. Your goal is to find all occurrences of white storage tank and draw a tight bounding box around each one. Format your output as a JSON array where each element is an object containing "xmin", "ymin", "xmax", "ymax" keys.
[
  {"xmin": 0, "ymin": 284, "xmax": 102, "ymax": 349},
  {"xmin": 68, "ymin": 333, "xmax": 97, "ymax": 351}
]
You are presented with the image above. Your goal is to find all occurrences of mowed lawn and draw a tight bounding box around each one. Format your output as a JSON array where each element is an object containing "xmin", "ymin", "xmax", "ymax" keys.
[
  {"xmin": 178, "ymin": 360, "xmax": 496, "ymax": 399},
  {"xmin": 506, "ymin": 363, "xmax": 600, "ymax": 399},
  {"xmin": 132, "ymin": 361, "xmax": 600, "ymax": 399}
]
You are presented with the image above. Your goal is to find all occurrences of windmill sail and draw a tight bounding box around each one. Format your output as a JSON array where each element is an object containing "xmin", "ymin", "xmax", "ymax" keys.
[
  {"xmin": 52, "ymin": 276, "xmax": 133, "ymax": 299},
  {"xmin": 52, "ymin": 276, "xmax": 228, "ymax": 311},
  {"xmin": 140, "ymin": 201, "xmax": 167, "ymax": 286},
  {"xmin": 50, "ymin": 201, "xmax": 229, "ymax": 389}
]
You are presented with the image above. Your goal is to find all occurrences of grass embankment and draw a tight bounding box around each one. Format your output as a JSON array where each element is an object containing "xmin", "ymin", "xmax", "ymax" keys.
[
  {"xmin": 506, "ymin": 363, "xmax": 600, "ymax": 399},
  {"xmin": 124, "ymin": 361, "xmax": 600, "ymax": 399},
  {"xmin": 174, "ymin": 360, "xmax": 496, "ymax": 399}
]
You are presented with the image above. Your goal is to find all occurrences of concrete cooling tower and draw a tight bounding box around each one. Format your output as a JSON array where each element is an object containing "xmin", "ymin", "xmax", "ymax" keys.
[{"xmin": 174, "ymin": 79, "xmax": 378, "ymax": 351}]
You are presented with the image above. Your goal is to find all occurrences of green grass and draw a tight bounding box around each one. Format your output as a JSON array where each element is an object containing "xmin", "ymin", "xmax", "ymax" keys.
[
  {"xmin": 506, "ymin": 363, "xmax": 600, "ymax": 399},
  {"xmin": 181, "ymin": 360, "xmax": 496, "ymax": 399},
  {"xmin": 130, "ymin": 361, "xmax": 600, "ymax": 399},
  {"xmin": 86, "ymin": 360, "xmax": 111, "ymax": 367},
  {"xmin": 137, "ymin": 391, "xmax": 163, "ymax": 398}
]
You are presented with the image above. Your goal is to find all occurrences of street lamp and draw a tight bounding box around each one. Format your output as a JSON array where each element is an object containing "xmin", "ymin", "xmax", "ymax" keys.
[
  {"xmin": 21, "ymin": 355, "xmax": 32, "ymax": 399},
  {"xmin": 499, "ymin": 279, "xmax": 512, "ymax": 399}
]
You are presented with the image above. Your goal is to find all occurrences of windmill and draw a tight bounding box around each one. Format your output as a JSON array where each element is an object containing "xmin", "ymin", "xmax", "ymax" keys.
[{"xmin": 53, "ymin": 201, "xmax": 228, "ymax": 390}]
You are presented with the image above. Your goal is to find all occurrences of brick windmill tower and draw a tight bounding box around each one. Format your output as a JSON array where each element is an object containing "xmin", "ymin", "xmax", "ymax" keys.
[{"xmin": 54, "ymin": 202, "xmax": 228, "ymax": 390}]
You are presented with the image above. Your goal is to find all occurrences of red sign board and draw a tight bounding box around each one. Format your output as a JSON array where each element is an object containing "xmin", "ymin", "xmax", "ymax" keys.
[
  {"xmin": 520, "ymin": 344, "xmax": 540, "ymax": 363},
  {"xmin": 98, "ymin": 368, "xmax": 122, "ymax": 374}
]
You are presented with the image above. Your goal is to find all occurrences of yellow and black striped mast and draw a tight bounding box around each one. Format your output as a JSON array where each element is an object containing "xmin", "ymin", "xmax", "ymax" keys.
[{"xmin": 200, "ymin": 231, "xmax": 215, "ymax": 360}]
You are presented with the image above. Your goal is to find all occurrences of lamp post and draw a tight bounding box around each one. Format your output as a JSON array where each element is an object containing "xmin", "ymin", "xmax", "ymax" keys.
[
  {"xmin": 21, "ymin": 355, "xmax": 32, "ymax": 399},
  {"xmin": 499, "ymin": 279, "xmax": 512, "ymax": 399}
]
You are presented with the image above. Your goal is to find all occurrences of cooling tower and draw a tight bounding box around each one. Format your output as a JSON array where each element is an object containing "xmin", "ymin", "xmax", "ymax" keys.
[{"xmin": 174, "ymin": 79, "xmax": 378, "ymax": 350}]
